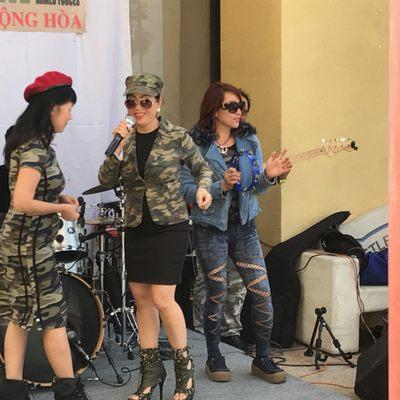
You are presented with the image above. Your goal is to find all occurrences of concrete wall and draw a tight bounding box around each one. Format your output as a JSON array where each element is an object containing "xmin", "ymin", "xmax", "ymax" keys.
[
  {"xmin": 129, "ymin": 0, "xmax": 210, "ymax": 128},
  {"xmin": 180, "ymin": 0, "xmax": 211, "ymax": 129},
  {"xmin": 221, "ymin": 0, "xmax": 388, "ymax": 244},
  {"xmin": 221, "ymin": 0, "xmax": 282, "ymax": 245},
  {"xmin": 130, "ymin": 0, "xmax": 164, "ymax": 77}
]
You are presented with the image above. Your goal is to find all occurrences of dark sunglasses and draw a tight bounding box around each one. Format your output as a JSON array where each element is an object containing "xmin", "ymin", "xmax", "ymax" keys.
[
  {"xmin": 221, "ymin": 101, "xmax": 246, "ymax": 114},
  {"xmin": 125, "ymin": 98, "xmax": 156, "ymax": 110}
]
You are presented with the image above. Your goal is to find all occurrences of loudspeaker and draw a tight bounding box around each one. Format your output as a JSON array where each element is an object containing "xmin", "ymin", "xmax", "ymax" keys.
[{"xmin": 354, "ymin": 331, "xmax": 388, "ymax": 400}]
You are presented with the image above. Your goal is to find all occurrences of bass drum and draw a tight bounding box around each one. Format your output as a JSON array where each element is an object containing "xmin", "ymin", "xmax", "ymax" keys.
[{"xmin": 0, "ymin": 272, "xmax": 104, "ymax": 386}]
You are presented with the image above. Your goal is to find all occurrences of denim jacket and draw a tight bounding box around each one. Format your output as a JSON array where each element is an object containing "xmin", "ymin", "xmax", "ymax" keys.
[{"xmin": 181, "ymin": 123, "xmax": 276, "ymax": 231}]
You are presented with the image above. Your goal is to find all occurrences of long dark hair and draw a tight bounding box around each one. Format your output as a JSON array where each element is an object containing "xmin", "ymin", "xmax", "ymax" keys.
[
  {"xmin": 4, "ymin": 86, "xmax": 77, "ymax": 166},
  {"xmin": 239, "ymin": 88, "xmax": 251, "ymax": 113},
  {"xmin": 196, "ymin": 81, "xmax": 242, "ymax": 134}
]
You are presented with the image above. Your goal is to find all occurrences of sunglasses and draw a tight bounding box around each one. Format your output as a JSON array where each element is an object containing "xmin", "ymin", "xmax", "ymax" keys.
[
  {"xmin": 125, "ymin": 98, "xmax": 156, "ymax": 110},
  {"xmin": 221, "ymin": 101, "xmax": 246, "ymax": 114}
]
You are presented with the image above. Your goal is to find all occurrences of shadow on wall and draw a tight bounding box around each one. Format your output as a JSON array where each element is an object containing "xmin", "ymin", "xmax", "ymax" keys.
[{"xmin": 130, "ymin": 0, "xmax": 152, "ymax": 72}]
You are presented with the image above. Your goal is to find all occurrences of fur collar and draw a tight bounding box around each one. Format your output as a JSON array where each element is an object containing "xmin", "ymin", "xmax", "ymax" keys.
[{"xmin": 189, "ymin": 121, "xmax": 257, "ymax": 146}]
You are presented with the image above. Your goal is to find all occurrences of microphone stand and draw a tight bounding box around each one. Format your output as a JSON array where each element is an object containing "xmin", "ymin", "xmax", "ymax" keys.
[{"xmin": 67, "ymin": 328, "xmax": 123, "ymax": 384}]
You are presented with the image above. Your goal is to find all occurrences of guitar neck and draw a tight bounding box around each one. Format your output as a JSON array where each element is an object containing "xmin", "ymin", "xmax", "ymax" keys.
[{"xmin": 290, "ymin": 147, "xmax": 325, "ymax": 164}]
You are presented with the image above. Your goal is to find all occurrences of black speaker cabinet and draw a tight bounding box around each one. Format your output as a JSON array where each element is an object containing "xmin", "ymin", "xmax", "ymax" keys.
[
  {"xmin": 175, "ymin": 255, "xmax": 196, "ymax": 330},
  {"xmin": 354, "ymin": 331, "xmax": 388, "ymax": 400}
]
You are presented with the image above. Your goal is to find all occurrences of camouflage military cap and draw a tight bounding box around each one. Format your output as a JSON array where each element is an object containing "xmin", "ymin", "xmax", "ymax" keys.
[{"xmin": 124, "ymin": 73, "xmax": 163, "ymax": 97}]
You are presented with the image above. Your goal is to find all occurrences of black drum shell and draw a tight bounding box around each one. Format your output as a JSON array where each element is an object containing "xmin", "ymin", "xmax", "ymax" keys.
[{"xmin": 0, "ymin": 272, "xmax": 104, "ymax": 386}]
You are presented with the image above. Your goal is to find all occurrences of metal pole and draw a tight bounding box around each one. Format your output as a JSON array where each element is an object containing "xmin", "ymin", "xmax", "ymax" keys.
[{"xmin": 120, "ymin": 192, "xmax": 127, "ymax": 347}]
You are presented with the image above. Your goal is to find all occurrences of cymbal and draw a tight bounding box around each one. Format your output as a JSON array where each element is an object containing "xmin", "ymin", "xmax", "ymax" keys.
[
  {"xmin": 85, "ymin": 218, "xmax": 115, "ymax": 226},
  {"xmin": 82, "ymin": 184, "xmax": 117, "ymax": 195}
]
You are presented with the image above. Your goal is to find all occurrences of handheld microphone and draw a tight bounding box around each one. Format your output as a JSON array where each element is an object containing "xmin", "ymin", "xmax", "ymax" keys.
[{"xmin": 105, "ymin": 115, "xmax": 135, "ymax": 157}]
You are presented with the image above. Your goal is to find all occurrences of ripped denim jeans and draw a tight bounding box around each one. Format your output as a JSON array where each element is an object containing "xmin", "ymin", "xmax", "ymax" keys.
[{"xmin": 193, "ymin": 219, "xmax": 273, "ymax": 357}]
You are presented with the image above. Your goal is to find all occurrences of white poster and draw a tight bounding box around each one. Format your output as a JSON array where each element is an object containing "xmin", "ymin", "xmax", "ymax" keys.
[{"xmin": 0, "ymin": 0, "xmax": 132, "ymax": 213}]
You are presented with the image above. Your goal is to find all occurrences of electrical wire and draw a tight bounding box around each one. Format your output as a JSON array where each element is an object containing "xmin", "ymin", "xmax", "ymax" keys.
[{"xmin": 88, "ymin": 362, "xmax": 137, "ymax": 388}]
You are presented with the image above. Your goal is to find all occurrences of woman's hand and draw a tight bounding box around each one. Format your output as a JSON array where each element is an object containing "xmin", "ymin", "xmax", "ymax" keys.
[
  {"xmin": 113, "ymin": 120, "xmax": 134, "ymax": 156},
  {"xmin": 59, "ymin": 194, "xmax": 79, "ymax": 205},
  {"xmin": 196, "ymin": 188, "xmax": 212, "ymax": 210},
  {"xmin": 263, "ymin": 149, "xmax": 292, "ymax": 180},
  {"xmin": 221, "ymin": 167, "xmax": 241, "ymax": 191},
  {"xmin": 60, "ymin": 204, "xmax": 79, "ymax": 221}
]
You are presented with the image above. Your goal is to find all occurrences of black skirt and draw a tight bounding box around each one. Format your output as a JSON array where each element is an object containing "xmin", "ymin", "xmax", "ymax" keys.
[{"xmin": 125, "ymin": 223, "xmax": 189, "ymax": 285}]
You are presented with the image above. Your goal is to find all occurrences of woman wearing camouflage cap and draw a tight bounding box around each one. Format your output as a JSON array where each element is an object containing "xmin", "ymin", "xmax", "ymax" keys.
[
  {"xmin": 98, "ymin": 73, "xmax": 212, "ymax": 400},
  {"xmin": 0, "ymin": 71, "xmax": 90, "ymax": 400},
  {"xmin": 181, "ymin": 82, "xmax": 291, "ymax": 386}
]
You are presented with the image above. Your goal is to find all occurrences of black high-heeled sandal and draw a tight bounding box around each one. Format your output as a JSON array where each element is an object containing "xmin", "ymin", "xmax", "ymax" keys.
[
  {"xmin": 173, "ymin": 346, "xmax": 194, "ymax": 400},
  {"xmin": 129, "ymin": 348, "xmax": 167, "ymax": 400}
]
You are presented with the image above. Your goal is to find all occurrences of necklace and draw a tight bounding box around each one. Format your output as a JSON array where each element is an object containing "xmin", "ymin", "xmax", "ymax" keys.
[{"xmin": 215, "ymin": 134, "xmax": 231, "ymax": 155}]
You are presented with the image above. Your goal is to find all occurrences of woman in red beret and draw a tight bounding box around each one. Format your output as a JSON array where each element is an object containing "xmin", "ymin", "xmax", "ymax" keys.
[{"xmin": 0, "ymin": 71, "xmax": 89, "ymax": 400}]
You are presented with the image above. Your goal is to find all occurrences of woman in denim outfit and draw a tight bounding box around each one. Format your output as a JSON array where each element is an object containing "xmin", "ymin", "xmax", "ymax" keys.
[{"xmin": 181, "ymin": 82, "xmax": 292, "ymax": 384}]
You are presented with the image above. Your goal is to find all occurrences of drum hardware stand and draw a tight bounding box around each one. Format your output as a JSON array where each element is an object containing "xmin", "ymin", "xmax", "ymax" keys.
[
  {"xmin": 113, "ymin": 183, "xmax": 140, "ymax": 359},
  {"xmin": 304, "ymin": 307, "xmax": 356, "ymax": 370},
  {"xmin": 97, "ymin": 233, "xmax": 106, "ymax": 305},
  {"xmin": 98, "ymin": 289, "xmax": 122, "ymax": 340}
]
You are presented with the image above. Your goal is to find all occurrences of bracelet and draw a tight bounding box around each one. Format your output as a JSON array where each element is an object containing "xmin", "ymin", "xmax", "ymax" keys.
[{"xmin": 277, "ymin": 177, "xmax": 287, "ymax": 185}]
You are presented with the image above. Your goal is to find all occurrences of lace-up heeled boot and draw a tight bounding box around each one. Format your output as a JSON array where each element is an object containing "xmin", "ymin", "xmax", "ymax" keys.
[
  {"xmin": 173, "ymin": 346, "xmax": 194, "ymax": 400},
  {"xmin": 129, "ymin": 348, "xmax": 167, "ymax": 400}
]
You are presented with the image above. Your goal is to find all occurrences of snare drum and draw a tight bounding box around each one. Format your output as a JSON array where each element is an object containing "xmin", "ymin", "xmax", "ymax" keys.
[{"xmin": 53, "ymin": 218, "xmax": 88, "ymax": 263}]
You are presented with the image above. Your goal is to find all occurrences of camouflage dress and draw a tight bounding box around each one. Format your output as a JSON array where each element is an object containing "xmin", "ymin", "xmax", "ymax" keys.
[{"xmin": 0, "ymin": 138, "xmax": 67, "ymax": 330}]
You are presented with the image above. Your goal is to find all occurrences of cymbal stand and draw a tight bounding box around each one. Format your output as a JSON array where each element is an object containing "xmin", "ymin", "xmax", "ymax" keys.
[
  {"xmin": 97, "ymin": 234, "xmax": 106, "ymax": 305},
  {"xmin": 113, "ymin": 184, "xmax": 139, "ymax": 358}
]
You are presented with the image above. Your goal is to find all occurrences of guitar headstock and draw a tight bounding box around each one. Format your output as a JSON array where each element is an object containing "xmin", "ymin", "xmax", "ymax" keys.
[{"xmin": 321, "ymin": 137, "xmax": 358, "ymax": 157}]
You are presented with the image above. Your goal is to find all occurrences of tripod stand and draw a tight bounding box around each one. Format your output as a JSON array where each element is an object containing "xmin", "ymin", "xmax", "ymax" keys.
[{"xmin": 304, "ymin": 307, "xmax": 356, "ymax": 370}]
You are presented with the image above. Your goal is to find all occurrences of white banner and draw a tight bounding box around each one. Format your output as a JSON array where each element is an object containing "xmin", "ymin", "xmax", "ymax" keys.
[{"xmin": 0, "ymin": 0, "xmax": 132, "ymax": 213}]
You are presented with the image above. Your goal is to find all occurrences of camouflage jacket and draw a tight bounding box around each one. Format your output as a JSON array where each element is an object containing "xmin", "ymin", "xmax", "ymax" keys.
[{"xmin": 98, "ymin": 118, "xmax": 212, "ymax": 227}]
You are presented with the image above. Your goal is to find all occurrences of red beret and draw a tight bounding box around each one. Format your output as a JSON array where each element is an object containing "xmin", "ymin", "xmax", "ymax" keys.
[{"xmin": 24, "ymin": 71, "xmax": 73, "ymax": 102}]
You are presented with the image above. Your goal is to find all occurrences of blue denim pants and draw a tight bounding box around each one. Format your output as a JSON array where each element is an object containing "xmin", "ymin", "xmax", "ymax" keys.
[{"xmin": 193, "ymin": 219, "xmax": 273, "ymax": 357}]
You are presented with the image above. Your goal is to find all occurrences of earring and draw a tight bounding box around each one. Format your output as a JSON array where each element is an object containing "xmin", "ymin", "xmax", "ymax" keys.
[{"xmin": 157, "ymin": 108, "xmax": 161, "ymax": 119}]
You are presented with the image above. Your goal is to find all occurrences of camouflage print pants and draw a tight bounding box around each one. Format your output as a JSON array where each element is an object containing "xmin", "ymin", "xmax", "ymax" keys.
[
  {"xmin": 0, "ymin": 243, "xmax": 67, "ymax": 331},
  {"xmin": 192, "ymin": 257, "xmax": 247, "ymax": 337}
]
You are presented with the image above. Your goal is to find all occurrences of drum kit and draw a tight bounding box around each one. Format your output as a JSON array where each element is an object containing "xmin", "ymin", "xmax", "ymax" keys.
[{"xmin": 0, "ymin": 182, "xmax": 139, "ymax": 387}]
